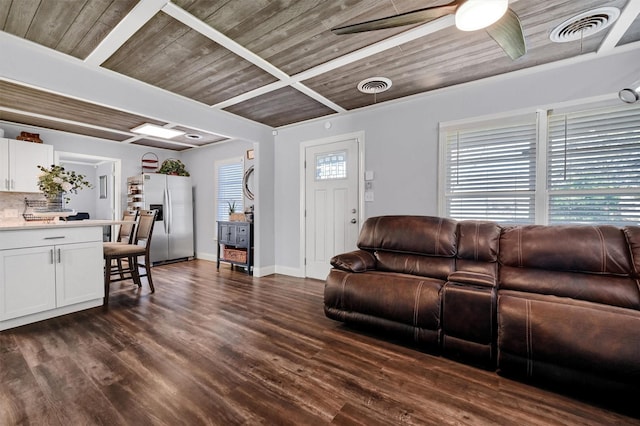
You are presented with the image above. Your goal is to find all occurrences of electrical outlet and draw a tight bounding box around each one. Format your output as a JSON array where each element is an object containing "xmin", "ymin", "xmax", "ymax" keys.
[
  {"xmin": 365, "ymin": 191, "xmax": 374, "ymax": 202},
  {"xmin": 4, "ymin": 209, "xmax": 18, "ymax": 218}
]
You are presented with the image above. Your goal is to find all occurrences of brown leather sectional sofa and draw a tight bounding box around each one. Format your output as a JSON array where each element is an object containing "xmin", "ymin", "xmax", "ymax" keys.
[{"xmin": 324, "ymin": 215, "xmax": 640, "ymax": 397}]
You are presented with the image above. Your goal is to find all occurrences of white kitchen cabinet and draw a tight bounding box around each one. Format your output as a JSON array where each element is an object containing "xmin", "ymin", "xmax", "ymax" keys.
[
  {"xmin": 0, "ymin": 138, "xmax": 54, "ymax": 192},
  {"xmin": 0, "ymin": 246, "xmax": 57, "ymax": 320},
  {"xmin": 0, "ymin": 226, "xmax": 104, "ymax": 329},
  {"xmin": 56, "ymin": 241, "xmax": 104, "ymax": 307}
]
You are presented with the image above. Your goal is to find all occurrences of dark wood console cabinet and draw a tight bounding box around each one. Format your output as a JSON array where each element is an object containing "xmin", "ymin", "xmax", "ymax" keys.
[{"xmin": 217, "ymin": 221, "xmax": 253, "ymax": 275}]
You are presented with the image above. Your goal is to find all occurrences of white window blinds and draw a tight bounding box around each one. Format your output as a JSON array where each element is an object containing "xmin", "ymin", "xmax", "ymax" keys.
[
  {"xmin": 547, "ymin": 105, "xmax": 640, "ymax": 225},
  {"xmin": 443, "ymin": 116, "xmax": 537, "ymax": 223},
  {"xmin": 216, "ymin": 159, "xmax": 244, "ymax": 222}
]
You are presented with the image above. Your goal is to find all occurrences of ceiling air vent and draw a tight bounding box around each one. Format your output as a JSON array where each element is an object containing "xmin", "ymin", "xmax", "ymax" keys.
[
  {"xmin": 358, "ymin": 77, "xmax": 392, "ymax": 94},
  {"xmin": 550, "ymin": 7, "xmax": 620, "ymax": 43}
]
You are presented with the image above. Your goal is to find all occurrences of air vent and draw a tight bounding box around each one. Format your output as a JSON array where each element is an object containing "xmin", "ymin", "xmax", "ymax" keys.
[
  {"xmin": 550, "ymin": 7, "xmax": 620, "ymax": 43},
  {"xmin": 357, "ymin": 77, "xmax": 392, "ymax": 94}
]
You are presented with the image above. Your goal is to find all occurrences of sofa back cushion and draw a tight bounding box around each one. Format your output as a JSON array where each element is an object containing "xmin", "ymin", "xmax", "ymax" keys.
[
  {"xmin": 499, "ymin": 224, "xmax": 640, "ymax": 309},
  {"xmin": 624, "ymin": 226, "xmax": 640, "ymax": 277},
  {"xmin": 456, "ymin": 220, "xmax": 501, "ymax": 279},
  {"xmin": 358, "ymin": 216, "xmax": 457, "ymax": 256},
  {"xmin": 358, "ymin": 216, "xmax": 458, "ymax": 280},
  {"xmin": 375, "ymin": 251, "xmax": 454, "ymax": 280}
]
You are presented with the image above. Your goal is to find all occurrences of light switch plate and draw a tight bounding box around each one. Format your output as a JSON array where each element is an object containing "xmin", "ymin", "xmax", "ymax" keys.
[{"xmin": 365, "ymin": 171, "xmax": 374, "ymax": 181}]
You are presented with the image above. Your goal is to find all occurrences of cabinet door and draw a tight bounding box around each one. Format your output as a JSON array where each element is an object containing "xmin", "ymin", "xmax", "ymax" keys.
[
  {"xmin": 219, "ymin": 223, "xmax": 236, "ymax": 245},
  {"xmin": 56, "ymin": 242, "xmax": 104, "ymax": 307},
  {"xmin": 0, "ymin": 139, "xmax": 9, "ymax": 191},
  {"xmin": 0, "ymin": 246, "xmax": 56, "ymax": 321},
  {"xmin": 235, "ymin": 225, "xmax": 249, "ymax": 248},
  {"xmin": 9, "ymin": 140, "xmax": 53, "ymax": 192}
]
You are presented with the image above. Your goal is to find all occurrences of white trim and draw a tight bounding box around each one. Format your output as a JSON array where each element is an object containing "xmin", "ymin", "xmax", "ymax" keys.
[
  {"xmin": 84, "ymin": 0, "xmax": 168, "ymax": 66},
  {"xmin": 162, "ymin": 2, "xmax": 290, "ymax": 82},
  {"xmin": 254, "ymin": 265, "xmax": 276, "ymax": 277},
  {"xmin": 195, "ymin": 252, "xmax": 217, "ymax": 262},
  {"xmin": 54, "ymin": 151, "xmax": 122, "ymax": 228},
  {"xmin": 274, "ymin": 265, "xmax": 304, "ymax": 278},
  {"xmin": 598, "ymin": 0, "xmax": 640, "ymax": 53},
  {"xmin": 292, "ymin": 82, "xmax": 346, "ymax": 113},
  {"xmin": 299, "ymin": 131, "xmax": 365, "ymax": 278},
  {"xmin": 535, "ymin": 109, "xmax": 549, "ymax": 225}
]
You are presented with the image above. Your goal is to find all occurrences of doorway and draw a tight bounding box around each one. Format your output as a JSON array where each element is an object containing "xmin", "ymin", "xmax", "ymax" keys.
[
  {"xmin": 55, "ymin": 152, "xmax": 121, "ymax": 239},
  {"xmin": 302, "ymin": 132, "xmax": 364, "ymax": 280}
]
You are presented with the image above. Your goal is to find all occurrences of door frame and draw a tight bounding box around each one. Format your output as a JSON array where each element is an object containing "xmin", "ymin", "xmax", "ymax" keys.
[
  {"xmin": 55, "ymin": 151, "xmax": 121, "ymax": 228},
  {"xmin": 299, "ymin": 131, "xmax": 365, "ymax": 277}
]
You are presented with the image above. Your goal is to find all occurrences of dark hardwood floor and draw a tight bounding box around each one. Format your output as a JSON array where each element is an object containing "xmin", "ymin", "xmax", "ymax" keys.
[{"xmin": 1, "ymin": 260, "xmax": 638, "ymax": 425}]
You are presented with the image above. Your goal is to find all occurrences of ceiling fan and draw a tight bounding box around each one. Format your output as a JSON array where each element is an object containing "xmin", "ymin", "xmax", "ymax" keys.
[{"xmin": 331, "ymin": 0, "xmax": 526, "ymax": 60}]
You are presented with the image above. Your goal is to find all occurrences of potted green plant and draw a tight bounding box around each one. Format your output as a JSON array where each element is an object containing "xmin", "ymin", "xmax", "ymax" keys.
[
  {"xmin": 158, "ymin": 159, "xmax": 190, "ymax": 176},
  {"xmin": 37, "ymin": 164, "xmax": 92, "ymax": 209}
]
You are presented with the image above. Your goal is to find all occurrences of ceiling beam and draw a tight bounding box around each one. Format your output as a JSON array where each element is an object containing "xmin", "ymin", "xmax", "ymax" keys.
[
  {"xmin": 598, "ymin": 0, "xmax": 640, "ymax": 53},
  {"xmin": 162, "ymin": 2, "xmax": 291, "ymax": 81},
  {"xmin": 84, "ymin": 0, "xmax": 168, "ymax": 66},
  {"xmin": 212, "ymin": 15, "xmax": 455, "ymax": 110}
]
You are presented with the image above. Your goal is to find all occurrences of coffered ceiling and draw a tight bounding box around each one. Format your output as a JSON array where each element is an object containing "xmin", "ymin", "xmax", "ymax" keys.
[{"xmin": 1, "ymin": 0, "xmax": 640, "ymax": 151}]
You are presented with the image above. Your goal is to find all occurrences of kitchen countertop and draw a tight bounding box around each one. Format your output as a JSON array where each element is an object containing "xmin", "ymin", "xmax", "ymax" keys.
[{"xmin": 0, "ymin": 220, "xmax": 123, "ymax": 231}]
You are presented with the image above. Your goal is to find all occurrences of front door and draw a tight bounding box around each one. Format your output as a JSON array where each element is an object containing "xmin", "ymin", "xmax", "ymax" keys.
[{"xmin": 305, "ymin": 138, "xmax": 360, "ymax": 280}]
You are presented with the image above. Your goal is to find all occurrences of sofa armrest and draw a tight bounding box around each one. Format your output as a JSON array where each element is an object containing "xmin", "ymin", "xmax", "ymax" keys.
[
  {"xmin": 447, "ymin": 271, "xmax": 496, "ymax": 287},
  {"xmin": 330, "ymin": 250, "xmax": 377, "ymax": 273}
]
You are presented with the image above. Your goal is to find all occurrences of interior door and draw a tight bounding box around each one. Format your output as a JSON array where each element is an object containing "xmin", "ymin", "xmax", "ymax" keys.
[{"xmin": 305, "ymin": 138, "xmax": 359, "ymax": 280}]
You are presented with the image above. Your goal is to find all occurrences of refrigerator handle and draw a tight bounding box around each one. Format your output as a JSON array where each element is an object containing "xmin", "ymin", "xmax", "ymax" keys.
[
  {"xmin": 167, "ymin": 188, "xmax": 173, "ymax": 234},
  {"xmin": 164, "ymin": 188, "xmax": 170, "ymax": 234}
]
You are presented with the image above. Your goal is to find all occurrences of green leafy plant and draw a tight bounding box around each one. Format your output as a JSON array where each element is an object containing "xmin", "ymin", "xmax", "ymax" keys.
[
  {"xmin": 158, "ymin": 159, "xmax": 190, "ymax": 176},
  {"xmin": 228, "ymin": 201, "xmax": 236, "ymax": 214},
  {"xmin": 37, "ymin": 164, "xmax": 92, "ymax": 202}
]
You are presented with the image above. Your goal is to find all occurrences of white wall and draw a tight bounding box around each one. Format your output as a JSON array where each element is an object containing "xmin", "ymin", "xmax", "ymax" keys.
[
  {"xmin": 181, "ymin": 140, "xmax": 253, "ymax": 262},
  {"xmin": 59, "ymin": 162, "xmax": 96, "ymax": 215},
  {"xmin": 273, "ymin": 46, "xmax": 640, "ymax": 274}
]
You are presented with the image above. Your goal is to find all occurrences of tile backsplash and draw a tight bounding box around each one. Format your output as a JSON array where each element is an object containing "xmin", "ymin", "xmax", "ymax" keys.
[{"xmin": 0, "ymin": 192, "xmax": 45, "ymax": 222}]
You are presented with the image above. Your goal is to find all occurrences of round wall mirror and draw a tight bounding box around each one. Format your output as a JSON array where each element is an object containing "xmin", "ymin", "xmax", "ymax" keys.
[{"xmin": 243, "ymin": 166, "xmax": 255, "ymax": 200}]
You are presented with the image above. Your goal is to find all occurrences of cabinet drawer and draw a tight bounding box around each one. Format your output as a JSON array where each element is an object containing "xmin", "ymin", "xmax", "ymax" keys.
[{"xmin": 0, "ymin": 227, "xmax": 102, "ymax": 250}]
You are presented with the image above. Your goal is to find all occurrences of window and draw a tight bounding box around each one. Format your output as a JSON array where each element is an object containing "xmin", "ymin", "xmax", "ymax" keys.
[
  {"xmin": 316, "ymin": 151, "xmax": 347, "ymax": 180},
  {"xmin": 440, "ymin": 103, "xmax": 640, "ymax": 225},
  {"xmin": 215, "ymin": 158, "xmax": 244, "ymax": 222},
  {"xmin": 547, "ymin": 106, "xmax": 640, "ymax": 225},
  {"xmin": 441, "ymin": 115, "xmax": 537, "ymax": 223}
]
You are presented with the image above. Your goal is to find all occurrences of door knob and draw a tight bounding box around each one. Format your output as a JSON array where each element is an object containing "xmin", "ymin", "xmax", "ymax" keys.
[{"xmin": 350, "ymin": 218, "xmax": 357, "ymax": 224}]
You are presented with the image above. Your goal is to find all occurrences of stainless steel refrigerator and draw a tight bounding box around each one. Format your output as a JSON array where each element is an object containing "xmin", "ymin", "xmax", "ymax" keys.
[{"xmin": 139, "ymin": 173, "xmax": 194, "ymax": 264}]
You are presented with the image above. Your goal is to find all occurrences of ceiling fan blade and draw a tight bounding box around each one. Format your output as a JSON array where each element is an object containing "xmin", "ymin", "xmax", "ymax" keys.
[
  {"xmin": 332, "ymin": 1, "xmax": 460, "ymax": 35},
  {"xmin": 486, "ymin": 8, "xmax": 526, "ymax": 60}
]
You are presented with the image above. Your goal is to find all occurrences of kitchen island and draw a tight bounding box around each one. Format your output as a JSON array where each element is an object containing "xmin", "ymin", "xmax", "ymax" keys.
[{"xmin": 0, "ymin": 220, "xmax": 116, "ymax": 331}]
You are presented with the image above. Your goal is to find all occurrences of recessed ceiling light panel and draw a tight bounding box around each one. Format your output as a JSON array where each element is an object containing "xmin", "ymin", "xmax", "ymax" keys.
[{"xmin": 131, "ymin": 123, "xmax": 185, "ymax": 139}]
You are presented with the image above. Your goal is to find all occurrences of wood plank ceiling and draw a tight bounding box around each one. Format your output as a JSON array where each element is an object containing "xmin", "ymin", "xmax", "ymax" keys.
[{"xmin": 1, "ymin": 0, "xmax": 640, "ymax": 151}]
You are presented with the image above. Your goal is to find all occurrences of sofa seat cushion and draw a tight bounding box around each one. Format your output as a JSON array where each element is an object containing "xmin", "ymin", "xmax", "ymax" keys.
[
  {"xmin": 498, "ymin": 290, "xmax": 640, "ymax": 390},
  {"xmin": 325, "ymin": 269, "xmax": 443, "ymax": 332}
]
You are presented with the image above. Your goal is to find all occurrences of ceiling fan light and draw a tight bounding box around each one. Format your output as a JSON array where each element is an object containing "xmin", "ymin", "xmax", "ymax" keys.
[{"xmin": 455, "ymin": 0, "xmax": 509, "ymax": 31}]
